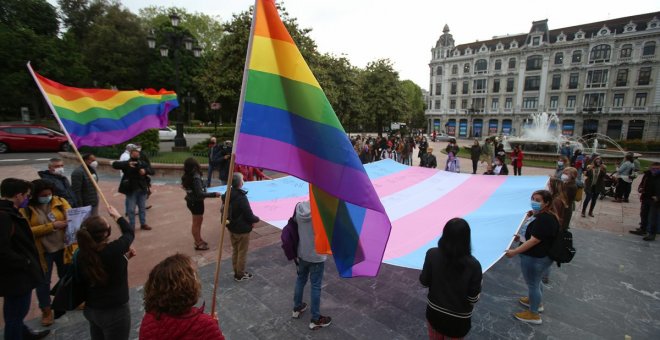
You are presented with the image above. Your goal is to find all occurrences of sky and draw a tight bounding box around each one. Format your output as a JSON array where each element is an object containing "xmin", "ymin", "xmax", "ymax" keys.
[{"xmin": 51, "ymin": 0, "xmax": 659, "ymax": 90}]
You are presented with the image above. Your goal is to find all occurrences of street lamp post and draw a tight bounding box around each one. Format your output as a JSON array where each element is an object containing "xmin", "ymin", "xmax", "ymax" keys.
[{"xmin": 147, "ymin": 12, "xmax": 202, "ymax": 151}]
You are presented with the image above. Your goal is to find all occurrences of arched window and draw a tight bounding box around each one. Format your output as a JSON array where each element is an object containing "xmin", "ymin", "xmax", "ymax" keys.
[
  {"xmin": 494, "ymin": 59, "xmax": 502, "ymax": 70},
  {"xmin": 572, "ymin": 50, "xmax": 582, "ymax": 63},
  {"xmin": 508, "ymin": 58, "xmax": 516, "ymax": 69},
  {"xmin": 620, "ymin": 44, "xmax": 633, "ymax": 58},
  {"xmin": 436, "ymin": 66, "xmax": 443, "ymax": 76},
  {"xmin": 452, "ymin": 64, "xmax": 458, "ymax": 75},
  {"xmin": 526, "ymin": 55, "xmax": 543, "ymax": 71},
  {"xmin": 475, "ymin": 59, "xmax": 488, "ymax": 73},
  {"xmin": 643, "ymin": 41, "xmax": 656, "ymax": 56},
  {"xmin": 463, "ymin": 63, "xmax": 470, "ymax": 74},
  {"xmin": 589, "ymin": 44, "xmax": 611, "ymax": 62},
  {"xmin": 554, "ymin": 52, "xmax": 563, "ymax": 65}
]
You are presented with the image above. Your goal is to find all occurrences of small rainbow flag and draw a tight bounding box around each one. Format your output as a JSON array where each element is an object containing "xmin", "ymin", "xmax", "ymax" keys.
[
  {"xmin": 234, "ymin": 0, "xmax": 392, "ymax": 277},
  {"xmin": 29, "ymin": 66, "xmax": 178, "ymax": 147}
]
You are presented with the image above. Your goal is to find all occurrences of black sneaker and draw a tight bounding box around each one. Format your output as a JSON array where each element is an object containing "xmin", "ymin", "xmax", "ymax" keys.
[
  {"xmin": 292, "ymin": 302, "xmax": 307, "ymax": 318},
  {"xmin": 309, "ymin": 315, "xmax": 332, "ymax": 330},
  {"xmin": 234, "ymin": 272, "xmax": 253, "ymax": 282},
  {"xmin": 643, "ymin": 234, "xmax": 656, "ymax": 241},
  {"xmin": 629, "ymin": 228, "xmax": 646, "ymax": 236}
]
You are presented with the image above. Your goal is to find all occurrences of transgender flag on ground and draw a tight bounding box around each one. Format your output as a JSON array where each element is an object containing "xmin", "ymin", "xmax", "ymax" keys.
[
  {"xmin": 234, "ymin": 0, "xmax": 392, "ymax": 277},
  {"xmin": 28, "ymin": 63, "xmax": 178, "ymax": 147}
]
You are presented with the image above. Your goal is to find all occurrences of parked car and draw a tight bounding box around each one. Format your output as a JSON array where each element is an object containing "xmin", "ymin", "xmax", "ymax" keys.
[
  {"xmin": 0, "ymin": 124, "xmax": 70, "ymax": 153},
  {"xmin": 158, "ymin": 126, "xmax": 184, "ymax": 141}
]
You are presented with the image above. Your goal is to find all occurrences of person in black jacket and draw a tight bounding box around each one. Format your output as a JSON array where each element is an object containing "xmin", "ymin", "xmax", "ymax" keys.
[
  {"xmin": 218, "ymin": 141, "xmax": 232, "ymax": 185},
  {"xmin": 182, "ymin": 158, "xmax": 220, "ymax": 250},
  {"xmin": 77, "ymin": 205, "xmax": 135, "ymax": 340},
  {"xmin": 420, "ymin": 218, "xmax": 482, "ymax": 339},
  {"xmin": 640, "ymin": 162, "xmax": 660, "ymax": 241},
  {"xmin": 420, "ymin": 147, "xmax": 437, "ymax": 169},
  {"xmin": 38, "ymin": 157, "xmax": 77, "ymax": 208},
  {"xmin": 469, "ymin": 139, "xmax": 482, "ymax": 174},
  {"xmin": 222, "ymin": 173, "xmax": 260, "ymax": 282},
  {"xmin": 0, "ymin": 178, "xmax": 50, "ymax": 340},
  {"xmin": 71, "ymin": 153, "xmax": 100, "ymax": 216},
  {"xmin": 112, "ymin": 149, "xmax": 155, "ymax": 230},
  {"xmin": 206, "ymin": 137, "xmax": 222, "ymax": 187}
]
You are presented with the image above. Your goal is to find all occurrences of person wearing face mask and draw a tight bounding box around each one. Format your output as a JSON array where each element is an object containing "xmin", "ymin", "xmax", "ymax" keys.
[
  {"xmin": 113, "ymin": 148, "xmax": 155, "ymax": 230},
  {"xmin": 614, "ymin": 153, "xmax": 635, "ymax": 203},
  {"xmin": 493, "ymin": 156, "xmax": 509, "ymax": 176},
  {"xmin": 71, "ymin": 153, "xmax": 100, "ymax": 216},
  {"xmin": 632, "ymin": 162, "xmax": 660, "ymax": 241},
  {"xmin": 505, "ymin": 190, "xmax": 560, "ymax": 325},
  {"xmin": 20, "ymin": 179, "xmax": 73, "ymax": 328},
  {"xmin": 581, "ymin": 157, "xmax": 607, "ymax": 218},
  {"xmin": 0, "ymin": 178, "xmax": 51, "ymax": 340},
  {"xmin": 38, "ymin": 157, "xmax": 77, "ymax": 208},
  {"xmin": 560, "ymin": 167, "xmax": 578, "ymax": 228},
  {"xmin": 554, "ymin": 156, "xmax": 569, "ymax": 179}
]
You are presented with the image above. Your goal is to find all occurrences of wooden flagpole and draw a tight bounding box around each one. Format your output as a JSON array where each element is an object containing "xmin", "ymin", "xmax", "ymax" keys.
[
  {"xmin": 26, "ymin": 62, "xmax": 111, "ymax": 210},
  {"xmin": 210, "ymin": 0, "xmax": 259, "ymax": 317}
]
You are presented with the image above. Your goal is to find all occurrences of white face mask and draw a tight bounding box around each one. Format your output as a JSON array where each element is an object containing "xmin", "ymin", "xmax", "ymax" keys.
[
  {"xmin": 53, "ymin": 167, "xmax": 65, "ymax": 175},
  {"xmin": 561, "ymin": 174, "xmax": 570, "ymax": 182},
  {"xmin": 90, "ymin": 161, "xmax": 99, "ymax": 168}
]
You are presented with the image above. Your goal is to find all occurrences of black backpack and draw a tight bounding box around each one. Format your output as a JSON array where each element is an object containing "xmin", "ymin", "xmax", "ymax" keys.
[
  {"xmin": 281, "ymin": 204, "xmax": 300, "ymax": 265},
  {"xmin": 548, "ymin": 229, "xmax": 576, "ymax": 267}
]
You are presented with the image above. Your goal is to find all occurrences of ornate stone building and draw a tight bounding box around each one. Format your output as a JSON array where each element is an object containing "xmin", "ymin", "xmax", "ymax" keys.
[{"xmin": 426, "ymin": 12, "xmax": 660, "ymax": 141}]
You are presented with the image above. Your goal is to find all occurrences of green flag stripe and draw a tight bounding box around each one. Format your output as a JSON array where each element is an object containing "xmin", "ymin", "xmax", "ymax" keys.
[{"xmin": 53, "ymin": 95, "xmax": 177, "ymax": 124}]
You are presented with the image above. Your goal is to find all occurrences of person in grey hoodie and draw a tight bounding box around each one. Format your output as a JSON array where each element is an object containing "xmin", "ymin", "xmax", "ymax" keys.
[{"xmin": 291, "ymin": 201, "xmax": 332, "ymax": 330}]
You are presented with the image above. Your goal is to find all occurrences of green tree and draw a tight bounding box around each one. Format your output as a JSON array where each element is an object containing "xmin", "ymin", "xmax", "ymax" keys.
[
  {"xmin": 313, "ymin": 54, "xmax": 362, "ymax": 132},
  {"xmin": 359, "ymin": 59, "xmax": 405, "ymax": 136},
  {"xmin": 400, "ymin": 80, "xmax": 426, "ymax": 129},
  {"xmin": 57, "ymin": 0, "xmax": 108, "ymax": 42}
]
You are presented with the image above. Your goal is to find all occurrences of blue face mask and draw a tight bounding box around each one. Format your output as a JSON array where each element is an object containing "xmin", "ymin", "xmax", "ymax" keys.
[
  {"xmin": 531, "ymin": 201, "xmax": 542, "ymax": 212},
  {"xmin": 38, "ymin": 195, "xmax": 52, "ymax": 205},
  {"xmin": 19, "ymin": 197, "xmax": 29, "ymax": 208}
]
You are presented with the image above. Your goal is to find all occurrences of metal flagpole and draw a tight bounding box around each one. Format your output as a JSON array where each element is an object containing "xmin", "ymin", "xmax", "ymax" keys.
[
  {"xmin": 210, "ymin": 0, "xmax": 260, "ymax": 317},
  {"xmin": 26, "ymin": 62, "xmax": 111, "ymax": 210}
]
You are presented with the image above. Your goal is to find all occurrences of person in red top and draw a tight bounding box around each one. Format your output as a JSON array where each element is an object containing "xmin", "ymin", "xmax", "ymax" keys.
[
  {"xmin": 234, "ymin": 164, "xmax": 272, "ymax": 182},
  {"xmin": 139, "ymin": 254, "xmax": 225, "ymax": 340},
  {"xmin": 510, "ymin": 145, "xmax": 524, "ymax": 176}
]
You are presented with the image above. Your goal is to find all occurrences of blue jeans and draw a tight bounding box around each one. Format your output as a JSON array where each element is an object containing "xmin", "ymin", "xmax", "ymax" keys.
[
  {"xmin": 206, "ymin": 164, "xmax": 216, "ymax": 187},
  {"xmin": 520, "ymin": 255, "xmax": 553, "ymax": 313},
  {"xmin": 3, "ymin": 291, "xmax": 32, "ymax": 340},
  {"xmin": 294, "ymin": 259, "xmax": 325, "ymax": 321},
  {"xmin": 125, "ymin": 190, "xmax": 147, "ymax": 227},
  {"xmin": 83, "ymin": 304, "xmax": 131, "ymax": 340},
  {"xmin": 36, "ymin": 249, "xmax": 68, "ymax": 308}
]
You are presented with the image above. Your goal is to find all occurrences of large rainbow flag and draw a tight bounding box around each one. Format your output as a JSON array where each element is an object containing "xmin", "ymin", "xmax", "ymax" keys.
[
  {"xmin": 29, "ymin": 65, "xmax": 178, "ymax": 147},
  {"xmin": 234, "ymin": 0, "xmax": 392, "ymax": 277},
  {"xmin": 210, "ymin": 160, "xmax": 549, "ymax": 272}
]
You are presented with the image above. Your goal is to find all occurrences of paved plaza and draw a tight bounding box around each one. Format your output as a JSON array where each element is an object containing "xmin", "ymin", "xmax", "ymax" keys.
[{"xmin": 1, "ymin": 144, "xmax": 659, "ymax": 339}]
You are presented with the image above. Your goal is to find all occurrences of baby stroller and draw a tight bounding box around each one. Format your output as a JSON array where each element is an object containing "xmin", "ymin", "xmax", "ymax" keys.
[{"xmin": 599, "ymin": 172, "xmax": 617, "ymax": 200}]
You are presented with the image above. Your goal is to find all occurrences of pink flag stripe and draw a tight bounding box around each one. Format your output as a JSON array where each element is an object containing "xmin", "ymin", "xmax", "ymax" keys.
[
  {"xmin": 383, "ymin": 175, "xmax": 507, "ymax": 259},
  {"xmin": 249, "ymin": 165, "xmax": 437, "ymax": 221}
]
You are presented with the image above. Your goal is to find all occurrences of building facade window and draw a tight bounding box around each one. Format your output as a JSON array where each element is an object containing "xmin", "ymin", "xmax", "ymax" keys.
[
  {"xmin": 491, "ymin": 98, "xmax": 499, "ymax": 110},
  {"xmin": 452, "ymin": 65, "xmax": 458, "ymax": 75},
  {"xmin": 435, "ymin": 83, "xmax": 442, "ymax": 95},
  {"xmin": 549, "ymin": 96, "xmax": 558, "ymax": 109},
  {"xmin": 436, "ymin": 66, "xmax": 442, "ymax": 76},
  {"xmin": 583, "ymin": 93, "xmax": 605, "ymax": 109},
  {"xmin": 524, "ymin": 76, "xmax": 541, "ymax": 91},
  {"xmin": 523, "ymin": 97, "xmax": 538, "ymax": 109},
  {"xmin": 505, "ymin": 97, "xmax": 513, "ymax": 109},
  {"xmin": 451, "ymin": 82, "xmax": 457, "ymax": 95},
  {"xmin": 506, "ymin": 78, "xmax": 514, "ymax": 92},
  {"xmin": 462, "ymin": 81, "xmax": 469, "ymax": 94},
  {"xmin": 568, "ymin": 73, "xmax": 579, "ymax": 89},
  {"xmin": 492, "ymin": 79, "xmax": 500, "ymax": 93},
  {"xmin": 494, "ymin": 59, "xmax": 502, "ymax": 70},
  {"xmin": 616, "ymin": 69, "xmax": 628, "ymax": 86},
  {"xmin": 463, "ymin": 63, "xmax": 470, "ymax": 74},
  {"xmin": 638, "ymin": 67, "xmax": 652, "ymax": 85},
  {"xmin": 434, "ymin": 100, "xmax": 441, "ymax": 110},
  {"xmin": 634, "ymin": 93, "xmax": 647, "ymax": 107},
  {"xmin": 450, "ymin": 99, "xmax": 456, "ymax": 109},
  {"xmin": 589, "ymin": 44, "xmax": 611, "ymax": 63},
  {"xmin": 643, "ymin": 41, "xmax": 656, "ymax": 56},
  {"xmin": 473, "ymin": 79, "xmax": 486, "ymax": 93},
  {"xmin": 475, "ymin": 59, "xmax": 488, "ymax": 73},
  {"xmin": 566, "ymin": 95, "xmax": 576, "ymax": 108},
  {"xmin": 461, "ymin": 99, "xmax": 468, "ymax": 109},
  {"xmin": 551, "ymin": 74, "xmax": 561, "ymax": 90},
  {"xmin": 613, "ymin": 93, "xmax": 625, "ymax": 107},
  {"xmin": 508, "ymin": 58, "xmax": 516, "ymax": 69},
  {"xmin": 473, "ymin": 98, "xmax": 485, "ymax": 112},
  {"xmin": 526, "ymin": 55, "xmax": 543, "ymax": 71},
  {"xmin": 586, "ymin": 69, "xmax": 609, "ymax": 88},
  {"xmin": 571, "ymin": 50, "xmax": 582, "ymax": 63},
  {"xmin": 554, "ymin": 52, "xmax": 564, "ymax": 65},
  {"xmin": 620, "ymin": 44, "xmax": 633, "ymax": 58}
]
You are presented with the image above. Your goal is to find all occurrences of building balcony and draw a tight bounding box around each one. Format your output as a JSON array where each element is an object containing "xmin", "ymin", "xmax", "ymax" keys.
[
  {"xmin": 632, "ymin": 107, "xmax": 648, "ymax": 112},
  {"xmin": 618, "ymin": 57, "xmax": 632, "ymax": 63},
  {"xmin": 640, "ymin": 55, "xmax": 656, "ymax": 61}
]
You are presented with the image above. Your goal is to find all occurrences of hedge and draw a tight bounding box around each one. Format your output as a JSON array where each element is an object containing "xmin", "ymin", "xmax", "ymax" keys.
[{"xmin": 615, "ymin": 139, "xmax": 660, "ymax": 152}]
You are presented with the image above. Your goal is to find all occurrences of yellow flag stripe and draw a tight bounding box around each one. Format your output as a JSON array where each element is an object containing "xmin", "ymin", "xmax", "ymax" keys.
[{"xmin": 249, "ymin": 35, "xmax": 321, "ymax": 89}]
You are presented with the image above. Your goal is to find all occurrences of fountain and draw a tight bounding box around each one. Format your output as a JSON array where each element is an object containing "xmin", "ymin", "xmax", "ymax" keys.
[{"xmin": 499, "ymin": 112, "xmax": 636, "ymax": 162}]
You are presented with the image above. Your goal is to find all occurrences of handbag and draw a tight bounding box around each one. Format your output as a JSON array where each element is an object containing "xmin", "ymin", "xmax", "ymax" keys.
[{"xmin": 51, "ymin": 249, "xmax": 85, "ymax": 311}]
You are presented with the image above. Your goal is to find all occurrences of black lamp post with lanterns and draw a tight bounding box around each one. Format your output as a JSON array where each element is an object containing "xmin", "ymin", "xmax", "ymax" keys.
[{"xmin": 147, "ymin": 12, "xmax": 202, "ymax": 150}]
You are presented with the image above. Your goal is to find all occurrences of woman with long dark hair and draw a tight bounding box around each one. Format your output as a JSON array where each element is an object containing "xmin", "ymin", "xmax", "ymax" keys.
[
  {"xmin": 77, "ymin": 205, "xmax": 135, "ymax": 340},
  {"xmin": 139, "ymin": 253, "xmax": 225, "ymax": 339},
  {"xmin": 420, "ymin": 218, "xmax": 482, "ymax": 339},
  {"xmin": 181, "ymin": 157, "xmax": 220, "ymax": 251},
  {"xmin": 505, "ymin": 190, "xmax": 560, "ymax": 325}
]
